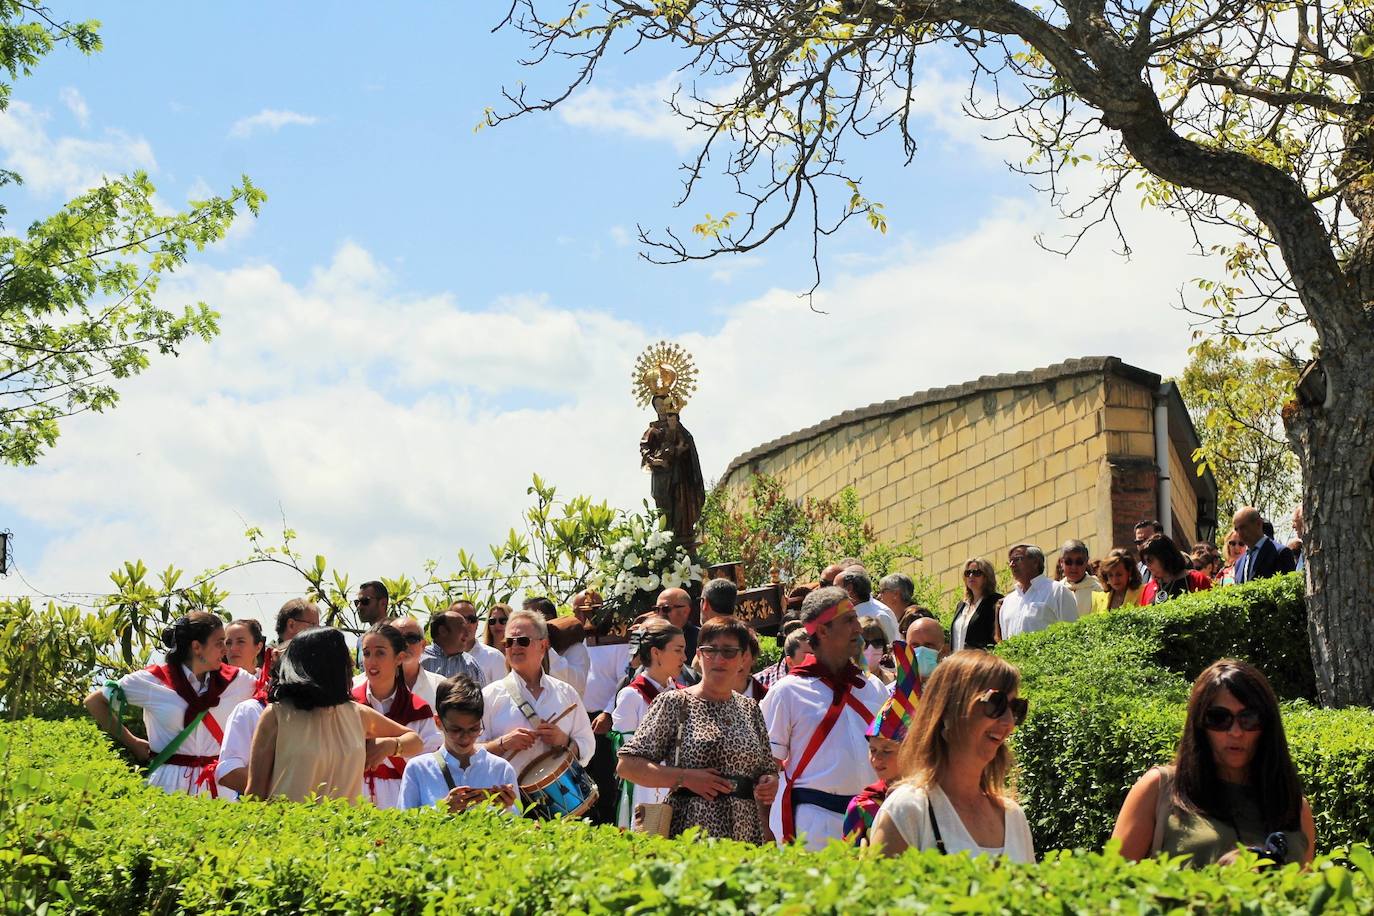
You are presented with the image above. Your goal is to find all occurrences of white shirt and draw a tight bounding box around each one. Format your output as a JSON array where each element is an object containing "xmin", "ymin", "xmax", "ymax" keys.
[
  {"xmin": 610, "ymin": 675, "xmax": 675, "ymax": 828},
  {"xmin": 877, "ymin": 783, "xmax": 1036, "ymax": 863},
  {"xmin": 481, "ymin": 671, "xmax": 595, "ymax": 776},
  {"xmin": 471, "ymin": 640, "xmax": 508, "ymax": 685},
  {"xmin": 583, "ymin": 642, "xmax": 633, "ymax": 715},
  {"xmin": 952, "ymin": 596, "xmax": 981, "ymax": 652},
  {"xmin": 998, "ymin": 575, "xmax": 1080, "ymax": 639},
  {"xmin": 1061, "ymin": 574, "xmax": 1103, "ymax": 618},
  {"xmin": 105, "ymin": 664, "xmax": 256, "ymax": 797},
  {"xmin": 550, "ymin": 642, "xmax": 591, "ymax": 697},
  {"xmin": 215, "ymin": 698, "xmax": 265, "ymax": 800},
  {"xmin": 399, "ymin": 746, "xmax": 519, "ymax": 813},
  {"xmin": 855, "ymin": 598, "xmax": 899, "ymax": 643},
  {"xmin": 760, "ymin": 670, "xmax": 888, "ymax": 851}
]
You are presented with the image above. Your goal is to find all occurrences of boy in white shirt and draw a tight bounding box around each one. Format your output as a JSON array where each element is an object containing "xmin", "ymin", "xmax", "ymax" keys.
[{"xmin": 399, "ymin": 675, "xmax": 519, "ymax": 814}]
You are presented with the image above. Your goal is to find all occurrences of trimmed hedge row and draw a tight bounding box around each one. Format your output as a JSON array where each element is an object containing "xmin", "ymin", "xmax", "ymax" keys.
[
  {"xmin": 3, "ymin": 718, "xmax": 1372, "ymax": 914},
  {"xmin": 999, "ymin": 573, "xmax": 1374, "ymax": 851}
]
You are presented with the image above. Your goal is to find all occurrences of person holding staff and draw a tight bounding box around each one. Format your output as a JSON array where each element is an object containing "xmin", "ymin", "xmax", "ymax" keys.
[
  {"xmin": 85, "ymin": 611, "xmax": 256, "ymax": 798},
  {"xmin": 479, "ymin": 610, "xmax": 595, "ymax": 775}
]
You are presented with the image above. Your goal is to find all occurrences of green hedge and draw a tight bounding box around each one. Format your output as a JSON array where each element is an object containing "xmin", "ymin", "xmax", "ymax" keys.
[
  {"xmin": 3, "ymin": 719, "xmax": 1373, "ymax": 914},
  {"xmin": 999, "ymin": 573, "xmax": 1374, "ymax": 852}
]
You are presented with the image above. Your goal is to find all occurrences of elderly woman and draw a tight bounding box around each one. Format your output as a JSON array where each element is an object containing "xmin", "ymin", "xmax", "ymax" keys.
[
  {"xmin": 85, "ymin": 611, "xmax": 256, "ymax": 798},
  {"xmin": 479, "ymin": 609, "xmax": 595, "ymax": 779},
  {"xmin": 247, "ymin": 627, "xmax": 424, "ymax": 802},
  {"xmin": 1059, "ymin": 540, "xmax": 1103, "ymax": 617},
  {"xmin": 870, "ymin": 651, "xmax": 1035, "ymax": 861},
  {"xmin": 616, "ymin": 616, "xmax": 780, "ymax": 842},
  {"xmin": 1092, "ymin": 549, "xmax": 1145, "ymax": 612},
  {"xmin": 1111, "ymin": 659, "xmax": 1315, "ymax": 866},
  {"xmin": 950, "ymin": 557, "xmax": 1001, "ymax": 651},
  {"xmin": 1140, "ymin": 535, "xmax": 1213, "ymax": 604}
]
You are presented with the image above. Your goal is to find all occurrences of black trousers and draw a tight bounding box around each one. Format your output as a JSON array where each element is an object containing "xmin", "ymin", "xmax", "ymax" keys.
[{"xmin": 586, "ymin": 713, "xmax": 620, "ymax": 826}]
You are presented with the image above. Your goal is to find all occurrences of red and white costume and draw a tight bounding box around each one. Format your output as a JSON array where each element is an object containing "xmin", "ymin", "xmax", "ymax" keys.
[
  {"xmin": 105, "ymin": 662, "xmax": 255, "ymax": 798},
  {"xmin": 760, "ymin": 658, "xmax": 886, "ymax": 850},
  {"xmin": 610, "ymin": 673, "xmax": 677, "ymax": 827},
  {"xmin": 351, "ymin": 680, "xmax": 442, "ymax": 809}
]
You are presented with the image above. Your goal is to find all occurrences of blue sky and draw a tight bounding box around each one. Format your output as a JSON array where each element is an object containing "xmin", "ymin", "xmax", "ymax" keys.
[{"xmin": 0, "ymin": 4, "xmax": 1222, "ymax": 616}]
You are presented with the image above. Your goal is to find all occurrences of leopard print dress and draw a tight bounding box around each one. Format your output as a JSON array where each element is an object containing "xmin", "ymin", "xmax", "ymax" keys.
[{"xmin": 618, "ymin": 688, "xmax": 776, "ymax": 843}]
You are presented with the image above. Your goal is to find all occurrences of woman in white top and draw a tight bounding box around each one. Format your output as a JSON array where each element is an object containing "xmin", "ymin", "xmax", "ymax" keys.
[
  {"xmin": 610, "ymin": 618, "xmax": 686, "ymax": 827},
  {"xmin": 354, "ymin": 622, "xmax": 443, "ymax": 808},
  {"xmin": 84, "ymin": 611, "xmax": 256, "ymax": 798},
  {"xmin": 871, "ymin": 650, "xmax": 1036, "ymax": 862}
]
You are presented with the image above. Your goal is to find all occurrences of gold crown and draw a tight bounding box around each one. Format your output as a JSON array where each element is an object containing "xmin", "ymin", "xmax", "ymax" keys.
[{"xmin": 632, "ymin": 340, "xmax": 698, "ymax": 411}]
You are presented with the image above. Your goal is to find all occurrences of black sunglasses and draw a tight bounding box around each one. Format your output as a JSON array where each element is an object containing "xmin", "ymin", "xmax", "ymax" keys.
[
  {"xmin": 963, "ymin": 569, "xmax": 983, "ymax": 578},
  {"xmin": 864, "ymin": 639, "xmax": 888, "ymax": 651},
  {"xmin": 698, "ymin": 645, "xmax": 742, "ymax": 660},
  {"xmin": 489, "ymin": 616, "xmax": 509, "ymax": 626},
  {"xmin": 977, "ymin": 689, "xmax": 1028, "ymax": 726},
  {"xmin": 1202, "ymin": 706, "xmax": 1263, "ymax": 732},
  {"xmin": 461, "ymin": 614, "xmax": 479, "ymax": 625},
  {"xmin": 504, "ymin": 635, "xmax": 534, "ymax": 648},
  {"xmin": 353, "ymin": 597, "xmax": 373, "ymax": 607}
]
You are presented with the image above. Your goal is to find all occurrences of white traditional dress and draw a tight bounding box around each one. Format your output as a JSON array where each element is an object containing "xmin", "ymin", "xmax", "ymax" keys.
[
  {"xmin": 215, "ymin": 695, "xmax": 264, "ymax": 800},
  {"xmin": 104, "ymin": 662, "xmax": 255, "ymax": 798},
  {"xmin": 760, "ymin": 659, "xmax": 887, "ymax": 850},
  {"xmin": 352, "ymin": 680, "xmax": 442, "ymax": 809},
  {"xmin": 480, "ymin": 670, "xmax": 595, "ymax": 778},
  {"xmin": 610, "ymin": 674, "xmax": 677, "ymax": 827}
]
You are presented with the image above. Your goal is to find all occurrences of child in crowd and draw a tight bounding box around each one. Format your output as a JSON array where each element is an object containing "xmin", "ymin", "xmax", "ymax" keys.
[{"xmin": 399, "ymin": 675, "xmax": 519, "ymax": 814}]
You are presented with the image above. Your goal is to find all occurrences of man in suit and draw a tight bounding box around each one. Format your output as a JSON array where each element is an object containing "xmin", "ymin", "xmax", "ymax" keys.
[{"xmin": 1232, "ymin": 506, "xmax": 1298, "ymax": 583}]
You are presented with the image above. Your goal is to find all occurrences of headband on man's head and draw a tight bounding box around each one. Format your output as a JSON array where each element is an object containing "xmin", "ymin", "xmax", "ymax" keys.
[{"xmin": 804, "ymin": 598, "xmax": 855, "ymax": 637}]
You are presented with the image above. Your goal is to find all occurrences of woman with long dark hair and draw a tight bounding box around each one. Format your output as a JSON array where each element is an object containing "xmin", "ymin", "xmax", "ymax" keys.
[
  {"xmin": 1111, "ymin": 659, "xmax": 1315, "ymax": 866},
  {"xmin": 246, "ymin": 627, "xmax": 423, "ymax": 802},
  {"xmin": 354, "ymin": 622, "xmax": 442, "ymax": 808},
  {"xmin": 85, "ymin": 611, "xmax": 256, "ymax": 797},
  {"xmin": 224, "ymin": 619, "xmax": 267, "ymax": 674},
  {"xmin": 1139, "ymin": 535, "xmax": 1212, "ymax": 604},
  {"xmin": 610, "ymin": 618, "xmax": 685, "ymax": 827}
]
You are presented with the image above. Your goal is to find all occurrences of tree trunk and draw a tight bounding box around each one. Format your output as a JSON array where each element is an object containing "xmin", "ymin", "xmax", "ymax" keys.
[{"xmin": 1286, "ymin": 354, "xmax": 1374, "ymax": 707}]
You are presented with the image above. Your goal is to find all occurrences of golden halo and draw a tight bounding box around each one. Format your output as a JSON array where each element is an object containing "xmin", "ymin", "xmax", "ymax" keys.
[{"xmin": 632, "ymin": 340, "xmax": 698, "ymax": 411}]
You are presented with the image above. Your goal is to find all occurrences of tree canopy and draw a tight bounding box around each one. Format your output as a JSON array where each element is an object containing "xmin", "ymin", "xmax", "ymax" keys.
[{"xmin": 0, "ymin": 5, "xmax": 263, "ymax": 466}]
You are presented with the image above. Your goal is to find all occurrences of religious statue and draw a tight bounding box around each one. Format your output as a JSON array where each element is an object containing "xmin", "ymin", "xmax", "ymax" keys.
[{"xmin": 633, "ymin": 341, "xmax": 705, "ymax": 550}]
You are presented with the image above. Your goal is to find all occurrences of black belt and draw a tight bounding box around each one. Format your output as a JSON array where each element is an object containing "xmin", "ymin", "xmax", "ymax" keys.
[
  {"xmin": 671, "ymin": 775, "xmax": 756, "ymax": 800},
  {"xmin": 790, "ymin": 786, "xmax": 854, "ymax": 815}
]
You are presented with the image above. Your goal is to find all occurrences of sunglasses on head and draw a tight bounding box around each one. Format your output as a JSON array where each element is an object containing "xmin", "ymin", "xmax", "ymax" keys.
[
  {"xmin": 976, "ymin": 689, "xmax": 1028, "ymax": 726},
  {"xmin": 504, "ymin": 635, "xmax": 534, "ymax": 648},
  {"xmin": 1202, "ymin": 706, "xmax": 1263, "ymax": 732},
  {"xmin": 697, "ymin": 645, "xmax": 742, "ymax": 660}
]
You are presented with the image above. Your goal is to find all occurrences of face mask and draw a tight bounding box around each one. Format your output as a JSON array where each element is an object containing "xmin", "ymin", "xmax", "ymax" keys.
[
  {"xmin": 862, "ymin": 646, "xmax": 885, "ymax": 667},
  {"xmin": 914, "ymin": 645, "xmax": 941, "ymax": 678}
]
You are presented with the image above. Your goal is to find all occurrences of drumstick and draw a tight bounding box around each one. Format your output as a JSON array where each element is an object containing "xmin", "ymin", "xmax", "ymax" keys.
[{"xmin": 544, "ymin": 704, "xmax": 578, "ymax": 730}]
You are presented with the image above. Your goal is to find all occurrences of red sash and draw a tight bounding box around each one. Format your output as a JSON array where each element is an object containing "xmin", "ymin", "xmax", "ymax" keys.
[
  {"xmin": 629, "ymin": 675, "xmax": 674, "ymax": 705},
  {"xmin": 352, "ymin": 679, "xmax": 432, "ymax": 796},
  {"xmin": 778, "ymin": 656, "xmax": 875, "ymax": 843},
  {"xmin": 147, "ymin": 662, "xmax": 238, "ymax": 744},
  {"xmin": 251, "ymin": 646, "xmax": 275, "ymax": 704}
]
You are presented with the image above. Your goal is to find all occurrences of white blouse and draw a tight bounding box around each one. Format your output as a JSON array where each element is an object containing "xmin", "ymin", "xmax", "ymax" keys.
[{"xmin": 877, "ymin": 782, "xmax": 1036, "ymax": 863}]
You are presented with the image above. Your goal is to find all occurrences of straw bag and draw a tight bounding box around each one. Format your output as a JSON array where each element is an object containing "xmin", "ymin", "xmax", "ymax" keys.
[{"xmin": 632, "ymin": 708, "xmax": 684, "ymax": 837}]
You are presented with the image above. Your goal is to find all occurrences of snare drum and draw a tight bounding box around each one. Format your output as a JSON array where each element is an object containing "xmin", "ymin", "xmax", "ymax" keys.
[{"xmin": 518, "ymin": 749, "xmax": 599, "ymax": 820}]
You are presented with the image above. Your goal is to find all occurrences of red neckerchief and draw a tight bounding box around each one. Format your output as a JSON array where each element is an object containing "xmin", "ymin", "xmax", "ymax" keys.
[
  {"xmin": 630, "ymin": 674, "xmax": 674, "ymax": 705},
  {"xmin": 147, "ymin": 662, "xmax": 239, "ymax": 729},
  {"xmin": 251, "ymin": 646, "xmax": 274, "ymax": 704},
  {"xmin": 350, "ymin": 678, "xmax": 433, "ymax": 727},
  {"xmin": 749, "ymin": 676, "xmax": 769, "ymax": 701},
  {"xmin": 787, "ymin": 654, "xmax": 867, "ymax": 698}
]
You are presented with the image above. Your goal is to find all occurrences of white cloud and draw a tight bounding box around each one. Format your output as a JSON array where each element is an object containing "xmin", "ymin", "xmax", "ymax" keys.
[
  {"xmin": 229, "ymin": 108, "xmax": 320, "ymax": 139},
  {"xmin": 557, "ymin": 76, "xmax": 700, "ymax": 151},
  {"xmin": 0, "ymin": 197, "xmax": 1226, "ymax": 619},
  {"xmin": 59, "ymin": 87, "xmax": 89, "ymax": 127},
  {"xmin": 0, "ymin": 100, "xmax": 156, "ymax": 196},
  {"xmin": 709, "ymin": 255, "xmax": 764, "ymax": 284}
]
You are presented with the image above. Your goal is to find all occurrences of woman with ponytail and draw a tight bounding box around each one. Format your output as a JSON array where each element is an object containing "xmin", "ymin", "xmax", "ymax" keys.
[
  {"xmin": 84, "ymin": 611, "xmax": 256, "ymax": 798},
  {"xmin": 354, "ymin": 622, "xmax": 442, "ymax": 808},
  {"xmin": 610, "ymin": 618, "xmax": 686, "ymax": 828}
]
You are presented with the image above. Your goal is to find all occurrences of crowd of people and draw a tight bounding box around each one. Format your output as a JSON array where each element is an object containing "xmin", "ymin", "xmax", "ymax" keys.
[{"xmin": 82, "ymin": 502, "xmax": 1314, "ymax": 869}]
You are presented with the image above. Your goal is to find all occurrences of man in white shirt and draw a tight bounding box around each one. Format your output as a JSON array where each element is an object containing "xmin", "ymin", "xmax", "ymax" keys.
[
  {"xmin": 837, "ymin": 567, "xmax": 899, "ymax": 643},
  {"xmin": 997, "ymin": 545, "xmax": 1080, "ymax": 641},
  {"xmin": 1058, "ymin": 539, "xmax": 1102, "ymax": 617},
  {"xmin": 762, "ymin": 586, "xmax": 887, "ymax": 850}
]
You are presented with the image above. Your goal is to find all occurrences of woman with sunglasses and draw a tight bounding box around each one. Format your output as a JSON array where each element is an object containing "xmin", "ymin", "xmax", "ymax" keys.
[
  {"xmin": 859, "ymin": 618, "xmax": 893, "ymax": 686},
  {"xmin": 479, "ymin": 609, "xmax": 595, "ymax": 776},
  {"xmin": 1219, "ymin": 529, "xmax": 1247, "ymax": 585},
  {"xmin": 1111, "ymin": 659, "xmax": 1314, "ymax": 866},
  {"xmin": 870, "ymin": 650, "xmax": 1035, "ymax": 861},
  {"xmin": 472, "ymin": 602, "xmax": 513, "ymax": 685},
  {"xmin": 617, "ymin": 616, "xmax": 779, "ymax": 842},
  {"xmin": 950, "ymin": 558, "xmax": 1001, "ymax": 651},
  {"xmin": 353, "ymin": 622, "xmax": 442, "ymax": 808}
]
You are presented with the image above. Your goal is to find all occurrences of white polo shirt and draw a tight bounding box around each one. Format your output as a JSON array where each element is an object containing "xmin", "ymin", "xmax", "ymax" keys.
[{"xmin": 998, "ymin": 574, "xmax": 1080, "ymax": 639}]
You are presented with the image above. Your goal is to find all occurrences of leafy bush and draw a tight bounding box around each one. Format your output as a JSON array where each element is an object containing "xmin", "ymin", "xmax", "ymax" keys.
[
  {"xmin": 2, "ymin": 718, "xmax": 1372, "ymax": 914},
  {"xmin": 999, "ymin": 573, "xmax": 1374, "ymax": 851}
]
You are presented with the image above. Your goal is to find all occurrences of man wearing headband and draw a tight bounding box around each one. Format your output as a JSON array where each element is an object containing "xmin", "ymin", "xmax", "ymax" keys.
[{"xmin": 760, "ymin": 586, "xmax": 887, "ymax": 850}]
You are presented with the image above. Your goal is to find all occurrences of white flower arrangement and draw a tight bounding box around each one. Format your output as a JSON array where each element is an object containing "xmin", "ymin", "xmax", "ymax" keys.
[{"xmin": 587, "ymin": 511, "xmax": 703, "ymax": 623}]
